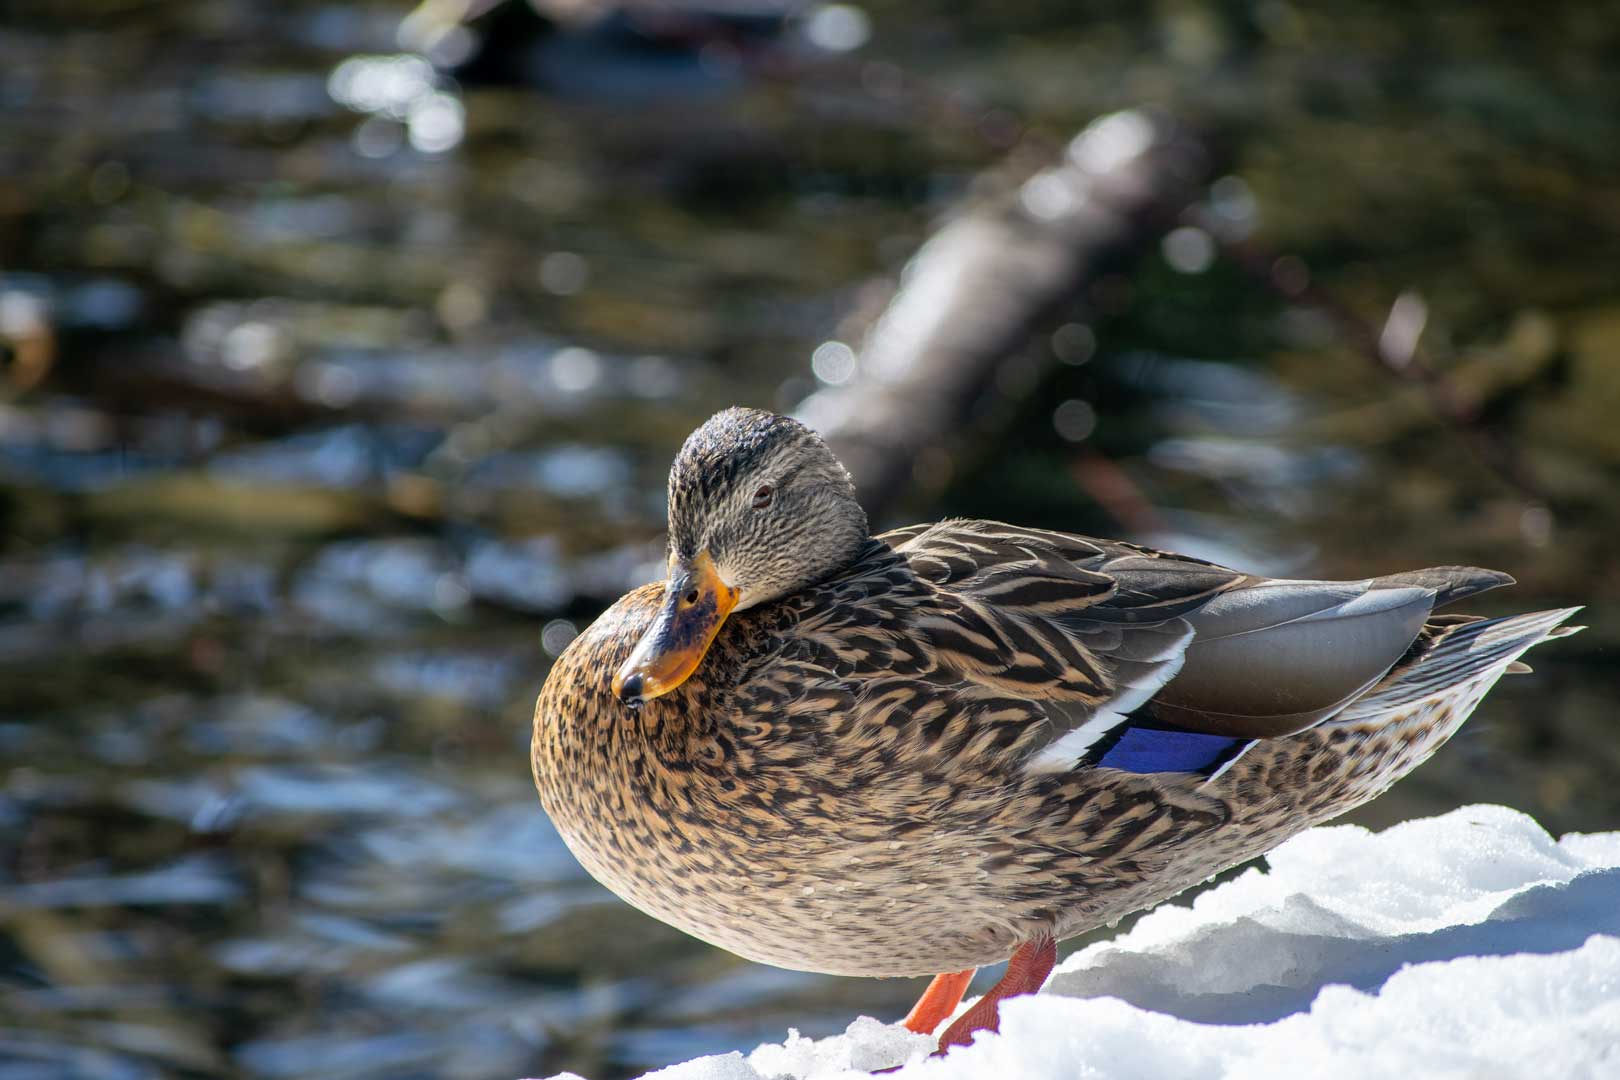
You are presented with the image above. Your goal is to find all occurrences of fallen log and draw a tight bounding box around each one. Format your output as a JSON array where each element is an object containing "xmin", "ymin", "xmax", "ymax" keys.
[{"xmin": 797, "ymin": 109, "xmax": 1218, "ymax": 523}]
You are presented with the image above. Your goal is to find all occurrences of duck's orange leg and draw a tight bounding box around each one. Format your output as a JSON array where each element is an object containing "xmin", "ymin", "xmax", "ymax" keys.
[
  {"xmin": 934, "ymin": 935, "xmax": 1056, "ymax": 1053},
  {"xmin": 901, "ymin": 968, "xmax": 976, "ymax": 1034}
]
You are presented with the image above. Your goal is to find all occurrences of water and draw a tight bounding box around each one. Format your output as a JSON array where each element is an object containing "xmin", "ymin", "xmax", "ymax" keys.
[{"xmin": 2, "ymin": 3, "xmax": 1615, "ymax": 1078}]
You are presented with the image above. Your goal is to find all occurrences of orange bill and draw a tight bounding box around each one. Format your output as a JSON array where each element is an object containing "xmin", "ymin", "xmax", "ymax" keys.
[{"xmin": 612, "ymin": 551, "xmax": 739, "ymax": 705}]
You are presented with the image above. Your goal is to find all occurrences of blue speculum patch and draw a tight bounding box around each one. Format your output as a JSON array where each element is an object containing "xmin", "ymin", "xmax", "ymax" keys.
[{"xmin": 1094, "ymin": 725, "xmax": 1246, "ymax": 775}]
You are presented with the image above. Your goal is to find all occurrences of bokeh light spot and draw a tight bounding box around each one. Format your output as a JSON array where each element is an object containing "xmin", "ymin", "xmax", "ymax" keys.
[
  {"xmin": 1053, "ymin": 399, "xmax": 1097, "ymax": 442},
  {"xmin": 1162, "ymin": 226, "xmax": 1216, "ymax": 274},
  {"xmin": 1052, "ymin": 323, "xmax": 1096, "ymax": 365},
  {"xmin": 539, "ymin": 252, "xmax": 589, "ymax": 296},
  {"xmin": 806, "ymin": 5, "xmax": 872, "ymax": 52},
  {"xmin": 811, "ymin": 341, "xmax": 857, "ymax": 385}
]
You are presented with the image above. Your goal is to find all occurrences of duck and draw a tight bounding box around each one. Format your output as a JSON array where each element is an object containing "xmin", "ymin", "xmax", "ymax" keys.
[{"xmin": 531, "ymin": 406, "xmax": 1582, "ymax": 1057}]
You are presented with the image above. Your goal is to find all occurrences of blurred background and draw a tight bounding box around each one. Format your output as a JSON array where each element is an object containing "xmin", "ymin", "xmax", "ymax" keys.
[{"xmin": 1, "ymin": 1, "xmax": 1616, "ymax": 1077}]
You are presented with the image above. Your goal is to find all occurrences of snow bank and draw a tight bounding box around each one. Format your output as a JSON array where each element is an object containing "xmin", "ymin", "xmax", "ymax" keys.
[{"xmin": 542, "ymin": 806, "xmax": 1620, "ymax": 1080}]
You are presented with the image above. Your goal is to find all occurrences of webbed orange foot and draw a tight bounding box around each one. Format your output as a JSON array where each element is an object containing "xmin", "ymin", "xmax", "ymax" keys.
[
  {"xmin": 902, "ymin": 968, "xmax": 976, "ymax": 1035},
  {"xmin": 934, "ymin": 935, "xmax": 1056, "ymax": 1054}
]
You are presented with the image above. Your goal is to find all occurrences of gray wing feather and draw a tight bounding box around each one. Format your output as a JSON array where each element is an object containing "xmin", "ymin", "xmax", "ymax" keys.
[{"xmin": 1150, "ymin": 568, "xmax": 1511, "ymax": 738}]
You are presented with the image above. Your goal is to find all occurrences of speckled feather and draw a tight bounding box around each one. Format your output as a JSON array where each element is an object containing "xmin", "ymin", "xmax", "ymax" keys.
[{"xmin": 532, "ymin": 516, "xmax": 1580, "ymax": 977}]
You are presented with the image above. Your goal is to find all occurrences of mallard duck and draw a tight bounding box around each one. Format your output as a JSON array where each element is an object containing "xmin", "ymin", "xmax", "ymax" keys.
[{"xmin": 531, "ymin": 407, "xmax": 1582, "ymax": 1055}]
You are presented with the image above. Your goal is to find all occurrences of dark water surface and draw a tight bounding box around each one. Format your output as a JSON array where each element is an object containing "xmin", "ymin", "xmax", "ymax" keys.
[{"xmin": 1, "ymin": 3, "xmax": 1616, "ymax": 1078}]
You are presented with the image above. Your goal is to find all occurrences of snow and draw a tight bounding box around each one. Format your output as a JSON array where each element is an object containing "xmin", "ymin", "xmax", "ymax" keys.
[{"xmin": 540, "ymin": 806, "xmax": 1620, "ymax": 1080}]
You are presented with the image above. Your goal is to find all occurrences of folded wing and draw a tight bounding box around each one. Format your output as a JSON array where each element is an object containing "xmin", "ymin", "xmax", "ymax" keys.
[{"xmin": 883, "ymin": 521, "xmax": 1516, "ymax": 776}]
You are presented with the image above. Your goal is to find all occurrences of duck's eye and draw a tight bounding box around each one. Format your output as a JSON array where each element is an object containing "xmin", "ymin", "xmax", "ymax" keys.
[{"xmin": 751, "ymin": 483, "xmax": 775, "ymax": 509}]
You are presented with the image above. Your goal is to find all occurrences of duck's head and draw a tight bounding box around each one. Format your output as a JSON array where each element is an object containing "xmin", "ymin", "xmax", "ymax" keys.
[{"xmin": 613, "ymin": 407, "xmax": 869, "ymax": 706}]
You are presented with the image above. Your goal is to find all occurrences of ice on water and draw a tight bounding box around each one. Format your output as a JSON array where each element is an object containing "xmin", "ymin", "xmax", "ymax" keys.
[{"xmin": 543, "ymin": 806, "xmax": 1620, "ymax": 1079}]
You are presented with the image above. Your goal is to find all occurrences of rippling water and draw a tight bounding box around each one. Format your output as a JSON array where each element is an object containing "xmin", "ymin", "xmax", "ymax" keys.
[{"xmin": 2, "ymin": 3, "xmax": 1615, "ymax": 1078}]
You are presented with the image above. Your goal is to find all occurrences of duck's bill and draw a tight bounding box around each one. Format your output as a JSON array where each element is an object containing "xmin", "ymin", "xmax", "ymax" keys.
[{"xmin": 612, "ymin": 552, "xmax": 739, "ymax": 705}]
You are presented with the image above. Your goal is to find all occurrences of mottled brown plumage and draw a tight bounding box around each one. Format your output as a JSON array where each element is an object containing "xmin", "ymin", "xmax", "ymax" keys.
[{"xmin": 531, "ymin": 408, "xmax": 1582, "ymax": 1050}]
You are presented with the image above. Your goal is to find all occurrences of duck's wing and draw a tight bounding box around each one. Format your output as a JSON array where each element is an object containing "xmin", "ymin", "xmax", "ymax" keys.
[{"xmin": 865, "ymin": 519, "xmax": 1514, "ymax": 776}]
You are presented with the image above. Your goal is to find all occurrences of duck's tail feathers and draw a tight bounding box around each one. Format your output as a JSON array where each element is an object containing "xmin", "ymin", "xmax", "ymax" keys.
[{"xmin": 1332, "ymin": 606, "xmax": 1584, "ymax": 723}]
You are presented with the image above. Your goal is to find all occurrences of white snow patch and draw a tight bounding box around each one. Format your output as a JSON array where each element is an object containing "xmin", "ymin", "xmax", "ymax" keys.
[
  {"xmin": 642, "ymin": 1054, "xmax": 762, "ymax": 1080},
  {"xmin": 538, "ymin": 805, "xmax": 1620, "ymax": 1080},
  {"xmin": 747, "ymin": 1017, "xmax": 935, "ymax": 1077}
]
